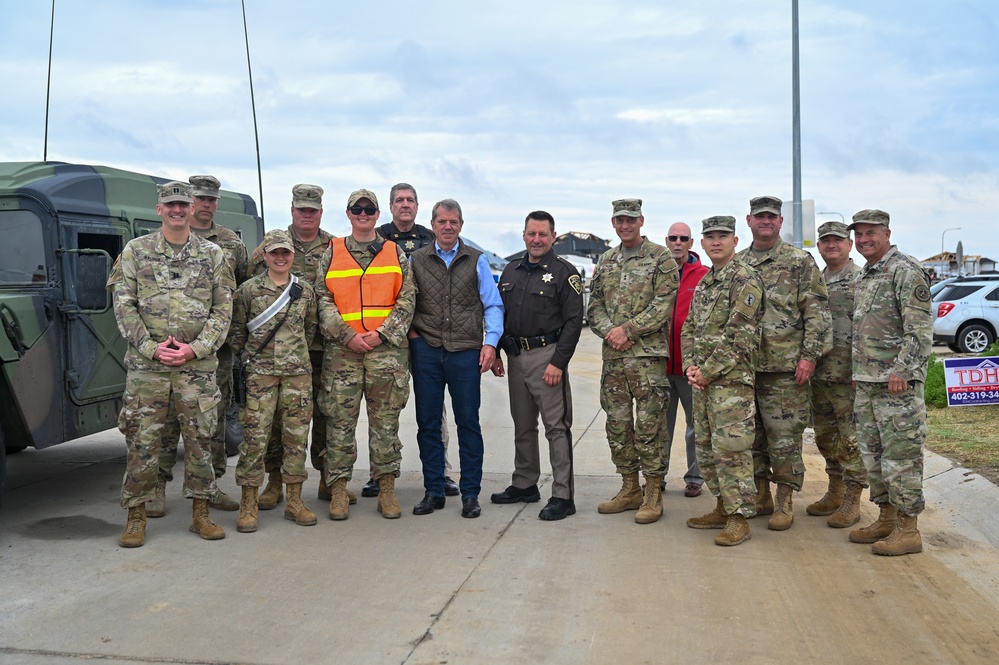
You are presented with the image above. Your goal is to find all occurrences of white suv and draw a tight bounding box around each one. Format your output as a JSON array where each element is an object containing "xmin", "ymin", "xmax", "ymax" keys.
[{"xmin": 933, "ymin": 276, "xmax": 999, "ymax": 353}]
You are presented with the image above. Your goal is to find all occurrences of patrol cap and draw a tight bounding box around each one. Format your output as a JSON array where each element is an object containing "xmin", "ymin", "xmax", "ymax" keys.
[
  {"xmin": 701, "ymin": 215, "xmax": 737, "ymax": 234},
  {"xmin": 292, "ymin": 184, "xmax": 324, "ymax": 209},
  {"xmin": 347, "ymin": 188, "xmax": 379, "ymax": 208},
  {"xmin": 750, "ymin": 195, "xmax": 782, "ymax": 216},
  {"xmin": 849, "ymin": 209, "xmax": 890, "ymax": 230},
  {"xmin": 262, "ymin": 229, "xmax": 295, "ymax": 253},
  {"xmin": 612, "ymin": 198, "xmax": 643, "ymax": 218},
  {"xmin": 817, "ymin": 220, "xmax": 850, "ymax": 239},
  {"xmin": 189, "ymin": 175, "xmax": 221, "ymax": 198},
  {"xmin": 157, "ymin": 181, "xmax": 193, "ymax": 204}
]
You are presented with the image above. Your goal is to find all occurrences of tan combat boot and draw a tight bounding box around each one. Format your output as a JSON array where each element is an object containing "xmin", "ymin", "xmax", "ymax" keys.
[
  {"xmin": 635, "ymin": 475, "xmax": 664, "ymax": 524},
  {"xmin": 597, "ymin": 472, "xmax": 643, "ymax": 514},
  {"xmin": 284, "ymin": 482, "xmax": 317, "ymax": 526},
  {"xmin": 715, "ymin": 514, "xmax": 751, "ymax": 546},
  {"xmin": 849, "ymin": 504, "xmax": 898, "ymax": 544},
  {"xmin": 118, "ymin": 504, "xmax": 147, "ymax": 548},
  {"xmin": 871, "ymin": 513, "xmax": 922, "ymax": 556},
  {"xmin": 827, "ymin": 481, "xmax": 864, "ymax": 528},
  {"xmin": 328, "ymin": 477, "xmax": 350, "ymax": 521},
  {"xmin": 258, "ymin": 470, "xmax": 284, "ymax": 510},
  {"xmin": 147, "ymin": 479, "xmax": 166, "ymax": 518},
  {"xmin": 806, "ymin": 474, "xmax": 844, "ymax": 516},
  {"xmin": 768, "ymin": 483, "xmax": 794, "ymax": 531},
  {"xmin": 210, "ymin": 489, "xmax": 240, "ymax": 512},
  {"xmin": 377, "ymin": 475, "xmax": 402, "ymax": 519},
  {"xmin": 687, "ymin": 497, "xmax": 728, "ymax": 529},
  {"xmin": 319, "ymin": 478, "xmax": 357, "ymax": 505},
  {"xmin": 753, "ymin": 476, "xmax": 774, "ymax": 517},
  {"xmin": 237, "ymin": 485, "xmax": 258, "ymax": 533},
  {"xmin": 190, "ymin": 497, "xmax": 226, "ymax": 540}
]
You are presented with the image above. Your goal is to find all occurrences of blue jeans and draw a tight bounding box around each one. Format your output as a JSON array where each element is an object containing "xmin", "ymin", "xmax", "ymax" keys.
[{"xmin": 410, "ymin": 336, "xmax": 484, "ymax": 500}]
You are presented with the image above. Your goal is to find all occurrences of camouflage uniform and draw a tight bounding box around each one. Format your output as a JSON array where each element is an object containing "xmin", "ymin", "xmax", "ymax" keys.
[
  {"xmin": 315, "ymin": 237, "xmax": 416, "ymax": 483},
  {"xmin": 250, "ymin": 224, "xmax": 334, "ymax": 474},
  {"xmin": 812, "ymin": 258, "xmax": 867, "ymax": 486},
  {"xmin": 588, "ymin": 237, "xmax": 679, "ymax": 475},
  {"xmin": 737, "ymin": 239, "xmax": 831, "ymax": 489},
  {"xmin": 160, "ymin": 221, "xmax": 249, "ymax": 480},
  {"xmin": 682, "ymin": 256, "xmax": 765, "ymax": 517},
  {"xmin": 110, "ymin": 231, "xmax": 234, "ymax": 508},
  {"xmin": 853, "ymin": 246, "xmax": 932, "ymax": 516},
  {"xmin": 229, "ymin": 272, "xmax": 317, "ymax": 486}
]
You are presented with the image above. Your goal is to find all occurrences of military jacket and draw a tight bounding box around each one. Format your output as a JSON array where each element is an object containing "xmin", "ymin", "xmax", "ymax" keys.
[
  {"xmin": 315, "ymin": 236, "xmax": 416, "ymax": 348},
  {"xmin": 587, "ymin": 237, "xmax": 679, "ymax": 359},
  {"xmin": 193, "ymin": 222, "xmax": 250, "ymax": 286},
  {"xmin": 229, "ymin": 273, "xmax": 317, "ymax": 376},
  {"xmin": 111, "ymin": 231, "xmax": 234, "ymax": 372},
  {"xmin": 815, "ymin": 259, "xmax": 860, "ymax": 384},
  {"xmin": 681, "ymin": 258, "xmax": 765, "ymax": 386},
  {"xmin": 737, "ymin": 239, "xmax": 831, "ymax": 372},
  {"xmin": 852, "ymin": 246, "xmax": 932, "ymax": 383},
  {"xmin": 498, "ymin": 249, "xmax": 584, "ymax": 371}
]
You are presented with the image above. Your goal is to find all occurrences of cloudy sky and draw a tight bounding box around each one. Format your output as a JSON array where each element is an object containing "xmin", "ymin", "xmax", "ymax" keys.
[{"xmin": 3, "ymin": 1, "xmax": 998, "ymax": 266}]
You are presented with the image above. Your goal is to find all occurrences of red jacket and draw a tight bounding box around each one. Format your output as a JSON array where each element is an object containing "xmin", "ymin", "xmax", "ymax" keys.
[{"xmin": 667, "ymin": 250, "xmax": 709, "ymax": 375}]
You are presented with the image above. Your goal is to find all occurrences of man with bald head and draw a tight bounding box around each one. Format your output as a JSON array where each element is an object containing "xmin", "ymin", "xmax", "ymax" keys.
[{"xmin": 661, "ymin": 223, "xmax": 709, "ymax": 498}]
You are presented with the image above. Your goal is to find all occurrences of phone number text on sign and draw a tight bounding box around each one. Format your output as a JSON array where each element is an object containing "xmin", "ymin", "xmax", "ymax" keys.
[{"xmin": 943, "ymin": 356, "xmax": 999, "ymax": 407}]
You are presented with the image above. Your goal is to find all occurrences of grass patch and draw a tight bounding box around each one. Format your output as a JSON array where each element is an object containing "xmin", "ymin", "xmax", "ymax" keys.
[{"xmin": 926, "ymin": 403, "xmax": 999, "ymax": 485}]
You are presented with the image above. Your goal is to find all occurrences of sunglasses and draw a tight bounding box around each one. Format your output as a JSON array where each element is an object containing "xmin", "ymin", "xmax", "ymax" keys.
[
  {"xmin": 349, "ymin": 205, "xmax": 378, "ymax": 216},
  {"xmin": 667, "ymin": 235, "xmax": 690, "ymax": 242}
]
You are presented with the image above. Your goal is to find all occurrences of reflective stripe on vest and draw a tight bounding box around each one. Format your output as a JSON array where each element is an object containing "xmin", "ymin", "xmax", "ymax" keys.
[{"xmin": 324, "ymin": 237, "xmax": 403, "ymax": 334}]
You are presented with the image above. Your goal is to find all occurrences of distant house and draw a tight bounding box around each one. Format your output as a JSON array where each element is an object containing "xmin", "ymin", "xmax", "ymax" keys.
[{"xmin": 921, "ymin": 252, "xmax": 997, "ymax": 278}]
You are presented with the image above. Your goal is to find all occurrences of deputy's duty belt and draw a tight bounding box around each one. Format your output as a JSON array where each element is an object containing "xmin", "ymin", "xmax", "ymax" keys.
[{"xmin": 518, "ymin": 330, "xmax": 561, "ymax": 351}]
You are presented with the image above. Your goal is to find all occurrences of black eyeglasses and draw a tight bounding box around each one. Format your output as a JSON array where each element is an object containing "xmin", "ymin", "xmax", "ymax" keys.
[
  {"xmin": 667, "ymin": 235, "xmax": 690, "ymax": 242},
  {"xmin": 349, "ymin": 205, "xmax": 378, "ymax": 216}
]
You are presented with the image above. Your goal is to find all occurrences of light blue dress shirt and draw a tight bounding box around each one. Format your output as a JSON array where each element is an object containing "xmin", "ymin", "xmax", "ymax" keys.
[{"xmin": 434, "ymin": 240, "xmax": 504, "ymax": 348}]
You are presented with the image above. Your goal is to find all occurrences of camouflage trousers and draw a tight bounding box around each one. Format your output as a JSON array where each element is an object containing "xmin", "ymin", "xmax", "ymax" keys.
[
  {"xmin": 237, "ymin": 372, "xmax": 312, "ymax": 486},
  {"xmin": 318, "ymin": 343, "xmax": 410, "ymax": 483},
  {"xmin": 599, "ymin": 357, "xmax": 669, "ymax": 476},
  {"xmin": 752, "ymin": 372, "xmax": 808, "ymax": 490},
  {"xmin": 811, "ymin": 379, "xmax": 868, "ymax": 486},
  {"xmin": 118, "ymin": 368, "xmax": 220, "ymax": 508},
  {"xmin": 264, "ymin": 349, "xmax": 326, "ymax": 474},
  {"xmin": 854, "ymin": 381, "xmax": 926, "ymax": 516},
  {"xmin": 692, "ymin": 382, "xmax": 757, "ymax": 517},
  {"xmin": 158, "ymin": 342, "xmax": 232, "ymax": 480}
]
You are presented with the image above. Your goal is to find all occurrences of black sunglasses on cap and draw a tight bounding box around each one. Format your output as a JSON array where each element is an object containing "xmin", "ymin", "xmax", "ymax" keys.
[
  {"xmin": 349, "ymin": 205, "xmax": 378, "ymax": 216},
  {"xmin": 667, "ymin": 235, "xmax": 690, "ymax": 242}
]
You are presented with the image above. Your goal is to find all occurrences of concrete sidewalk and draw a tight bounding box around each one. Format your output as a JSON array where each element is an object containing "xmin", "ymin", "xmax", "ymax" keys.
[{"xmin": 2, "ymin": 332, "xmax": 998, "ymax": 664}]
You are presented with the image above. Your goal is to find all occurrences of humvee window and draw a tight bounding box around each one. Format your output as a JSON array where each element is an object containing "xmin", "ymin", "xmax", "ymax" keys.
[{"xmin": 0, "ymin": 210, "xmax": 46, "ymax": 285}]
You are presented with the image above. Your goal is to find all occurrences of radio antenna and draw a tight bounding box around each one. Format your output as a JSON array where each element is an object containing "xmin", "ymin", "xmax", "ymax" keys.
[
  {"xmin": 242, "ymin": 0, "xmax": 264, "ymax": 223},
  {"xmin": 43, "ymin": 0, "xmax": 55, "ymax": 161}
]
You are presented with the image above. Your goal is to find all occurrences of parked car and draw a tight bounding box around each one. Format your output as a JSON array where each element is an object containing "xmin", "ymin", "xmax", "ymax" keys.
[{"xmin": 933, "ymin": 277, "xmax": 999, "ymax": 353}]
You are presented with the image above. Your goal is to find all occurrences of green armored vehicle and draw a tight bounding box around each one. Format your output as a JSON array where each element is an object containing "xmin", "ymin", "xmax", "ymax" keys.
[{"xmin": 0, "ymin": 162, "xmax": 264, "ymax": 506}]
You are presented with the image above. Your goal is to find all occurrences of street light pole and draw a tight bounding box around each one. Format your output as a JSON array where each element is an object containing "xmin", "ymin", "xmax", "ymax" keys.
[{"xmin": 941, "ymin": 227, "xmax": 961, "ymax": 254}]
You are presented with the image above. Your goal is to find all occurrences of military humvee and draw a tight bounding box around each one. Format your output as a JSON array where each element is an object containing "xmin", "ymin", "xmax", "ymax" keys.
[{"xmin": 0, "ymin": 161, "xmax": 264, "ymax": 506}]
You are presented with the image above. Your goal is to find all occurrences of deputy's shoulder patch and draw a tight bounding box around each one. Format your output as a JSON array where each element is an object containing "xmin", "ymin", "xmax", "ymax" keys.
[
  {"xmin": 568, "ymin": 274, "xmax": 583, "ymax": 295},
  {"xmin": 915, "ymin": 285, "xmax": 931, "ymax": 302}
]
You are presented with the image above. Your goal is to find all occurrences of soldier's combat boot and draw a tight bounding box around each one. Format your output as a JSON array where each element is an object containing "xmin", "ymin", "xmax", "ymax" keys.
[
  {"xmin": 147, "ymin": 478, "xmax": 166, "ymax": 518},
  {"xmin": 768, "ymin": 483, "xmax": 794, "ymax": 531},
  {"xmin": 328, "ymin": 478, "xmax": 350, "ymax": 521},
  {"xmin": 753, "ymin": 476, "xmax": 774, "ymax": 517},
  {"xmin": 210, "ymin": 489, "xmax": 240, "ymax": 512},
  {"xmin": 849, "ymin": 504, "xmax": 898, "ymax": 544},
  {"xmin": 319, "ymin": 478, "xmax": 356, "ymax": 504},
  {"xmin": 119, "ymin": 504, "xmax": 146, "ymax": 548},
  {"xmin": 715, "ymin": 514, "xmax": 751, "ymax": 546},
  {"xmin": 237, "ymin": 485, "xmax": 258, "ymax": 533},
  {"xmin": 806, "ymin": 474, "xmax": 844, "ymax": 516},
  {"xmin": 284, "ymin": 482, "xmax": 317, "ymax": 526},
  {"xmin": 687, "ymin": 497, "xmax": 728, "ymax": 529},
  {"xmin": 827, "ymin": 481, "xmax": 864, "ymax": 528},
  {"xmin": 597, "ymin": 472, "xmax": 643, "ymax": 514},
  {"xmin": 258, "ymin": 470, "xmax": 283, "ymax": 510},
  {"xmin": 635, "ymin": 475, "xmax": 664, "ymax": 524},
  {"xmin": 190, "ymin": 497, "xmax": 226, "ymax": 540},
  {"xmin": 377, "ymin": 475, "xmax": 402, "ymax": 519},
  {"xmin": 871, "ymin": 513, "xmax": 922, "ymax": 556}
]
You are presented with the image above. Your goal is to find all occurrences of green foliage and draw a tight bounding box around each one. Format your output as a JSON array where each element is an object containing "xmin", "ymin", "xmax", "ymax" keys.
[
  {"xmin": 980, "ymin": 341, "xmax": 999, "ymax": 357},
  {"xmin": 925, "ymin": 354, "xmax": 947, "ymax": 408}
]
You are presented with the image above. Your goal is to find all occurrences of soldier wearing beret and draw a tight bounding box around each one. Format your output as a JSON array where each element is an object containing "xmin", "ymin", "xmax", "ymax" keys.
[
  {"xmin": 229, "ymin": 229, "xmax": 319, "ymax": 532},
  {"xmin": 490, "ymin": 210, "xmax": 584, "ymax": 521},
  {"xmin": 847, "ymin": 209, "xmax": 932, "ymax": 556},
  {"xmin": 808, "ymin": 221, "xmax": 868, "ymax": 528},
  {"xmin": 109, "ymin": 182, "xmax": 235, "ymax": 547},
  {"xmin": 587, "ymin": 198, "xmax": 679, "ymax": 525},
  {"xmin": 737, "ymin": 195, "xmax": 831, "ymax": 531},
  {"xmin": 683, "ymin": 216, "xmax": 765, "ymax": 545}
]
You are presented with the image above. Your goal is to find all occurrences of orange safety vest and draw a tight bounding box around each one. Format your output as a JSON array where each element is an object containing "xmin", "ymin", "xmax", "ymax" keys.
[{"xmin": 324, "ymin": 237, "xmax": 403, "ymax": 334}]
